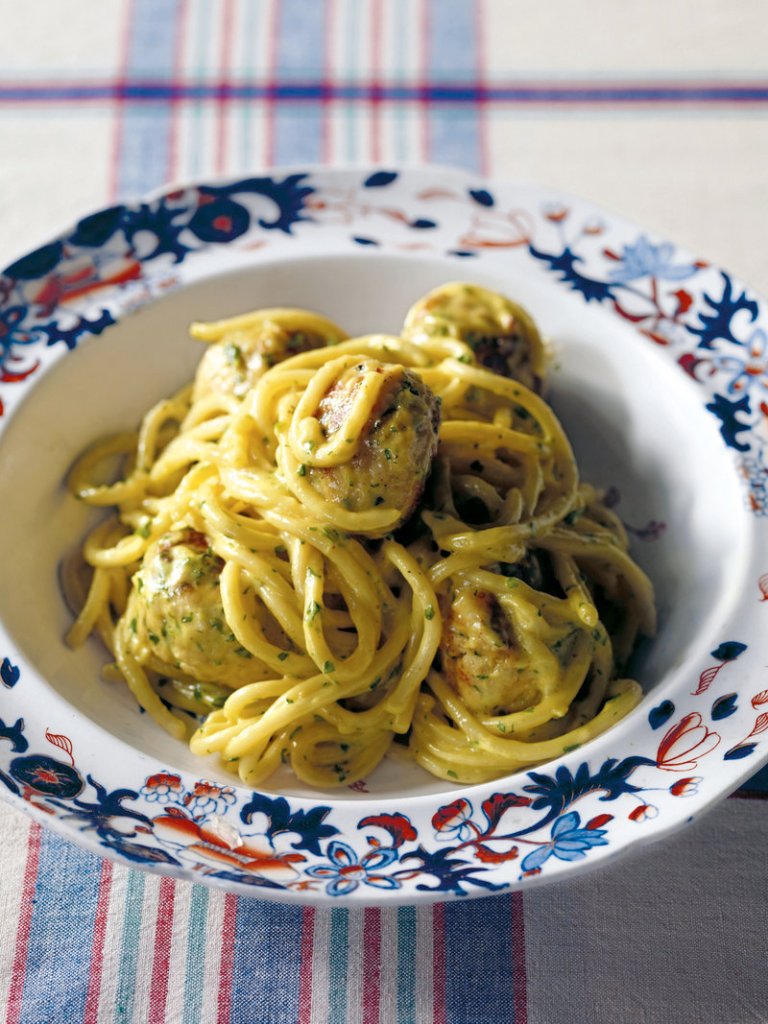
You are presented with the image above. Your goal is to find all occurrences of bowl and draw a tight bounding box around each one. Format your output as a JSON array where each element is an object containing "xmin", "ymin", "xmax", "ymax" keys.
[{"xmin": 0, "ymin": 165, "xmax": 765, "ymax": 904}]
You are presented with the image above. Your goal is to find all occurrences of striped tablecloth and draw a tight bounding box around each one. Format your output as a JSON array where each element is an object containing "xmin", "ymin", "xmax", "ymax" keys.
[{"xmin": 1, "ymin": 2, "xmax": 768, "ymax": 1021}]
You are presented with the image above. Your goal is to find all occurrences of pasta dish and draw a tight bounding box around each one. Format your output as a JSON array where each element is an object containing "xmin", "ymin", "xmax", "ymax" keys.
[{"xmin": 64, "ymin": 283, "xmax": 655, "ymax": 788}]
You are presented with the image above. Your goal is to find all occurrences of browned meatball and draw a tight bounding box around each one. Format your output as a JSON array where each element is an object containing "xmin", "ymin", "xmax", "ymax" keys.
[
  {"xmin": 440, "ymin": 585, "xmax": 543, "ymax": 717},
  {"xmin": 191, "ymin": 309, "xmax": 348, "ymax": 402},
  {"xmin": 403, "ymin": 283, "xmax": 548, "ymax": 392},
  {"xmin": 127, "ymin": 527, "xmax": 262, "ymax": 686},
  {"xmin": 193, "ymin": 324, "xmax": 328, "ymax": 402},
  {"xmin": 306, "ymin": 360, "xmax": 440, "ymax": 533}
]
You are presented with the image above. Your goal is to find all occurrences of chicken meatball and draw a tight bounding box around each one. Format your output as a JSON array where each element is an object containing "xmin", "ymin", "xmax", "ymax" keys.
[
  {"xmin": 305, "ymin": 359, "xmax": 441, "ymax": 533},
  {"xmin": 127, "ymin": 527, "xmax": 260, "ymax": 686},
  {"xmin": 403, "ymin": 283, "xmax": 547, "ymax": 392},
  {"xmin": 440, "ymin": 585, "xmax": 542, "ymax": 717},
  {"xmin": 191, "ymin": 309, "xmax": 347, "ymax": 402},
  {"xmin": 440, "ymin": 557, "xmax": 593, "ymax": 719}
]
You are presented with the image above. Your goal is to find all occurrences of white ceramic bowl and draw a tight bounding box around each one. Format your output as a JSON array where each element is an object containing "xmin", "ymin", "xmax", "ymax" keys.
[{"xmin": 0, "ymin": 165, "xmax": 765, "ymax": 903}]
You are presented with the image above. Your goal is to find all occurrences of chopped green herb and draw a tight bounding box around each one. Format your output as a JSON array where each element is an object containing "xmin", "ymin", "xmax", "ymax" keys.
[
  {"xmin": 323, "ymin": 660, "xmax": 335, "ymax": 674},
  {"xmin": 297, "ymin": 463, "xmax": 307, "ymax": 477},
  {"xmin": 424, "ymin": 605, "xmax": 435, "ymax": 621},
  {"xmin": 225, "ymin": 342, "xmax": 243, "ymax": 365},
  {"xmin": 278, "ymin": 652, "xmax": 289, "ymax": 662}
]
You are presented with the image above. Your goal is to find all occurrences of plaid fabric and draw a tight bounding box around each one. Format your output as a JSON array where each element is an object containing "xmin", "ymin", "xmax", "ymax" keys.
[{"xmin": 1, "ymin": 2, "xmax": 768, "ymax": 1021}]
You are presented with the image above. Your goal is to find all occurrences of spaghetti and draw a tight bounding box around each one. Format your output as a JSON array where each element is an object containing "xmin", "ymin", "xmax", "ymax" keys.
[{"xmin": 64, "ymin": 284, "xmax": 655, "ymax": 787}]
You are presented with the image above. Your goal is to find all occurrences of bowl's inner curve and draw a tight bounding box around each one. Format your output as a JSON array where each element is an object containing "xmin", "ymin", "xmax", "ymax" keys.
[{"xmin": 0, "ymin": 252, "xmax": 749, "ymax": 799}]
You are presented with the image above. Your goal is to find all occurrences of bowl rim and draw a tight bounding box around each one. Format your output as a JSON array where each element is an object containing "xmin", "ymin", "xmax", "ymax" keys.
[{"xmin": 0, "ymin": 162, "xmax": 766, "ymax": 904}]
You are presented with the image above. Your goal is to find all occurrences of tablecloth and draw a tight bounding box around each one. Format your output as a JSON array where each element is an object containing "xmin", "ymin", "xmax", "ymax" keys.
[{"xmin": 1, "ymin": 2, "xmax": 768, "ymax": 1021}]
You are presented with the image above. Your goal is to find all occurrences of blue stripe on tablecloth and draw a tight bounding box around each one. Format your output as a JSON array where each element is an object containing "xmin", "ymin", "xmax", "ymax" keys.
[
  {"xmin": 188, "ymin": 0, "xmax": 215, "ymax": 180},
  {"xmin": 428, "ymin": 101, "xmax": 482, "ymax": 169},
  {"xmin": 425, "ymin": 0, "xmax": 481, "ymax": 170},
  {"xmin": 3, "ymin": 82, "xmax": 768, "ymax": 103},
  {"xmin": 229, "ymin": 898, "xmax": 304, "ymax": 1023},
  {"xmin": 427, "ymin": 0, "xmax": 479, "ymax": 82},
  {"xmin": 272, "ymin": 0, "xmax": 327, "ymax": 165},
  {"xmin": 18, "ymin": 830, "xmax": 102, "ymax": 1023},
  {"xmin": 239, "ymin": 0, "xmax": 263, "ymax": 170},
  {"xmin": 342, "ymin": 0, "xmax": 363, "ymax": 162},
  {"xmin": 444, "ymin": 895, "xmax": 515, "ymax": 1024},
  {"xmin": 391, "ymin": 0, "xmax": 409, "ymax": 163},
  {"xmin": 328, "ymin": 908, "xmax": 349, "ymax": 1023},
  {"xmin": 272, "ymin": 101, "xmax": 325, "ymax": 164},
  {"xmin": 113, "ymin": 869, "xmax": 147, "ymax": 1023},
  {"xmin": 273, "ymin": 0, "xmax": 327, "ymax": 75},
  {"xmin": 115, "ymin": 0, "xmax": 181, "ymax": 198},
  {"xmin": 124, "ymin": 0, "xmax": 181, "ymax": 76},
  {"xmin": 396, "ymin": 905, "xmax": 417, "ymax": 1022},
  {"xmin": 183, "ymin": 885, "xmax": 210, "ymax": 1024}
]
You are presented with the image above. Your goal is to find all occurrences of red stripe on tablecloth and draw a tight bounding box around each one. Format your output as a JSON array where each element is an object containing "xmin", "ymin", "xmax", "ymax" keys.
[
  {"xmin": 321, "ymin": 0, "xmax": 335, "ymax": 162},
  {"xmin": 369, "ymin": 0, "xmax": 383, "ymax": 163},
  {"xmin": 108, "ymin": 0, "xmax": 136, "ymax": 200},
  {"xmin": 215, "ymin": 0, "xmax": 236, "ymax": 174},
  {"xmin": 216, "ymin": 893, "xmax": 237, "ymax": 1024},
  {"xmin": 264, "ymin": 0, "xmax": 280, "ymax": 167},
  {"xmin": 432, "ymin": 903, "xmax": 447, "ymax": 1024},
  {"xmin": 362, "ymin": 908, "xmax": 382, "ymax": 1024},
  {"xmin": 475, "ymin": 0, "xmax": 490, "ymax": 176},
  {"xmin": 166, "ymin": 0, "xmax": 189, "ymax": 183},
  {"xmin": 148, "ymin": 876, "xmax": 176, "ymax": 1024},
  {"xmin": 5, "ymin": 823, "xmax": 42, "ymax": 1024},
  {"xmin": 83, "ymin": 859, "xmax": 114, "ymax": 1024},
  {"xmin": 418, "ymin": 0, "xmax": 430, "ymax": 162},
  {"xmin": 297, "ymin": 907, "xmax": 316, "ymax": 1024},
  {"xmin": 511, "ymin": 892, "xmax": 528, "ymax": 1024}
]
